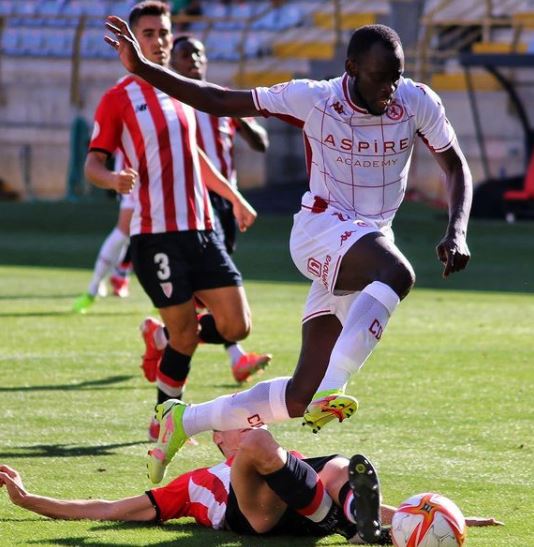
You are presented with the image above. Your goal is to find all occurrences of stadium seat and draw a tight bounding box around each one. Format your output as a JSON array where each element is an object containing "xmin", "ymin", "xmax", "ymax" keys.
[
  {"xmin": 503, "ymin": 152, "xmax": 534, "ymax": 207},
  {"xmin": 0, "ymin": 27, "xmax": 20, "ymax": 56}
]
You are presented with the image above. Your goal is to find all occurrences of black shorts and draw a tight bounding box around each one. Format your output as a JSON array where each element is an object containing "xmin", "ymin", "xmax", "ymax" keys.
[
  {"xmin": 130, "ymin": 230, "xmax": 242, "ymax": 308},
  {"xmin": 224, "ymin": 454, "xmax": 340, "ymax": 537},
  {"xmin": 209, "ymin": 192, "xmax": 237, "ymax": 255}
]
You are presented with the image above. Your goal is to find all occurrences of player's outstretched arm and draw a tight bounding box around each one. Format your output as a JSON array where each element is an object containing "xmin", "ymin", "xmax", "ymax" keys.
[
  {"xmin": 105, "ymin": 16, "xmax": 257, "ymax": 118},
  {"xmin": 0, "ymin": 464, "xmax": 155, "ymax": 521},
  {"xmin": 432, "ymin": 142, "xmax": 473, "ymax": 278}
]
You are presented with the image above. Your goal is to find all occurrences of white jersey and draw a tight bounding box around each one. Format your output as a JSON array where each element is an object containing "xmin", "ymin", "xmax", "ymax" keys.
[{"xmin": 253, "ymin": 75, "xmax": 455, "ymax": 228}]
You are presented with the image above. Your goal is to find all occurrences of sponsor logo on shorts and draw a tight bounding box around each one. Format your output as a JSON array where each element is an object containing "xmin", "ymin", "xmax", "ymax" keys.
[
  {"xmin": 307, "ymin": 257, "xmax": 322, "ymax": 277},
  {"xmin": 321, "ymin": 255, "xmax": 332, "ymax": 289},
  {"xmin": 369, "ymin": 318, "xmax": 383, "ymax": 340},
  {"xmin": 340, "ymin": 230, "xmax": 356, "ymax": 246},
  {"xmin": 354, "ymin": 220, "xmax": 369, "ymax": 227},
  {"xmin": 160, "ymin": 282, "xmax": 173, "ymax": 298},
  {"xmin": 247, "ymin": 414, "xmax": 265, "ymax": 427}
]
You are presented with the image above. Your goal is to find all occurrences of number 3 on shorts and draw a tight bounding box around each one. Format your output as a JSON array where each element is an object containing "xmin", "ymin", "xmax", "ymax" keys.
[{"xmin": 154, "ymin": 252, "xmax": 171, "ymax": 280}]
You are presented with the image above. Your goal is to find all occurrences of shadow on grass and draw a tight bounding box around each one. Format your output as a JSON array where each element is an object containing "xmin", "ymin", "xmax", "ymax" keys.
[
  {"xmin": 0, "ymin": 311, "xmax": 138, "ymax": 318},
  {"xmin": 0, "ymin": 375, "xmax": 134, "ymax": 393},
  {"xmin": 25, "ymin": 520, "xmax": 336, "ymax": 546},
  {"xmin": 0, "ymin": 294, "xmax": 79, "ymax": 300},
  {"xmin": 0, "ymin": 440, "xmax": 145, "ymax": 459}
]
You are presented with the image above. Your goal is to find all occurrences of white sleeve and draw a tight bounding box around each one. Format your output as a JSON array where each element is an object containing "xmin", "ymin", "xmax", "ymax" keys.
[
  {"xmin": 414, "ymin": 83, "xmax": 456, "ymax": 153},
  {"xmin": 252, "ymin": 78, "xmax": 329, "ymax": 124}
]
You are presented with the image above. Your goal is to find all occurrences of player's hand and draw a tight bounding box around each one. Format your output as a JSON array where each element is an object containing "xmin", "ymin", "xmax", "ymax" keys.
[
  {"xmin": 436, "ymin": 233, "xmax": 470, "ymax": 278},
  {"xmin": 104, "ymin": 16, "xmax": 145, "ymax": 74},
  {"xmin": 465, "ymin": 516, "xmax": 504, "ymax": 527},
  {"xmin": 0, "ymin": 465, "xmax": 27, "ymax": 506},
  {"xmin": 113, "ymin": 167, "xmax": 138, "ymax": 195},
  {"xmin": 232, "ymin": 196, "xmax": 257, "ymax": 232}
]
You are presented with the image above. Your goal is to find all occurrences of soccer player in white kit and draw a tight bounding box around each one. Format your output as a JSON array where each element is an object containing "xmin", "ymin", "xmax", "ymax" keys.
[{"xmin": 105, "ymin": 20, "xmax": 472, "ymax": 483}]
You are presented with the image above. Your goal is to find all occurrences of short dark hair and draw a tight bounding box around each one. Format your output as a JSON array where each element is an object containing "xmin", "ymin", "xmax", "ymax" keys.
[
  {"xmin": 172, "ymin": 34, "xmax": 194, "ymax": 53},
  {"xmin": 129, "ymin": 1, "xmax": 171, "ymax": 28},
  {"xmin": 347, "ymin": 24, "xmax": 401, "ymax": 60}
]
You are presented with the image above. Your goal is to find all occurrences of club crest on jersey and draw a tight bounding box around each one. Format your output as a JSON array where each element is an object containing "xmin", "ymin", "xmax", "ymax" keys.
[
  {"xmin": 386, "ymin": 101, "xmax": 404, "ymax": 120},
  {"xmin": 160, "ymin": 282, "xmax": 173, "ymax": 298}
]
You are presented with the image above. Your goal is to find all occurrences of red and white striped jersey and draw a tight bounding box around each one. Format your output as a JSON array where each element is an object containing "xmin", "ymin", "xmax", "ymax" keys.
[
  {"xmin": 89, "ymin": 75, "xmax": 213, "ymax": 236},
  {"xmin": 149, "ymin": 450, "xmax": 307, "ymax": 528},
  {"xmin": 150, "ymin": 459, "xmax": 232, "ymax": 529},
  {"xmin": 195, "ymin": 112, "xmax": 238, "ymax": 187},
  {"xmin": 252, "ymin": 75, "xmax": 456, "ymax": 229}
]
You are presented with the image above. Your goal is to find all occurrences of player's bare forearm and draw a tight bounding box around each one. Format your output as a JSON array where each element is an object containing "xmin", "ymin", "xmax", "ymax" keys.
[
  {"xmin": 13, "ymin": 491, "xmax": 155, "ymax": 521},
  {"xmin": 435, "ymin": 143, "xmax": 473, "ymax": 237},
  {"xmin": 237, "ymin": 118, "xmax": 269, "ymax": 152},
  {"xmin": 433, "ymin": 143, "xmax": 472, "ymax": 277},
  {"xmin": 85, "ymin": 152, "xmax": 137, "ymax": 194},
  {"xmin": 138, "ymin": 63, "xmax": 256, "ymax": 117},
  {"xmin": 105, "ymin": 16, "xmax": 257, "ymax": 117}
]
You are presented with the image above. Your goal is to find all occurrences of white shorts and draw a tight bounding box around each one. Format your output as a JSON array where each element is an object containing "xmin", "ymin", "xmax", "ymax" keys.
[
  {"xmin": 120, "ymin": 192, "xmax": 135, "ymax": 210},
  {"xmin": 289, "ymin": 197, "xmax": 381, "ymax": 295},
  {"xmin": 302, "ymin": 281, "xmax": 359, "ymax": 326}
]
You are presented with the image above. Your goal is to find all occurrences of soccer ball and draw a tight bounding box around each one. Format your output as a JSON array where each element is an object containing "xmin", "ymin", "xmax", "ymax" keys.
[{"xmin": 391, "ymin": 492, "xmax": 466, "ymax": 546}]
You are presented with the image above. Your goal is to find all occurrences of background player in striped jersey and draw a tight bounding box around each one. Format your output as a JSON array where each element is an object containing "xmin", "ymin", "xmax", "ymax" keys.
[
  {"xmin": 105, "ymin": 20, "xmax": 473, "ymax": 456},
  {"xmin": 0, "ymin": 427, "xmax": 502, "ymax": 544},
  {"xmin": 137, "ymin": 35, "xmax": 272, "ymax": 388},
  {"xmin": 85, "ymin": 1, "xmax": 261, "ymax": 439}
]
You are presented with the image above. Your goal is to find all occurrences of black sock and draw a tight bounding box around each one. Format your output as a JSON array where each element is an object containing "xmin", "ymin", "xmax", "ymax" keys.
[
  {"xmin": 156, "ymin": 345, "xmax": 191, "ymax": 404},
  {"xmin": 262, "ymin": 453, "xmax": 333, "ymax": 524},
  {"xmin": 198, "ymin": 313, "xmax": 231, "ymax": 345}
]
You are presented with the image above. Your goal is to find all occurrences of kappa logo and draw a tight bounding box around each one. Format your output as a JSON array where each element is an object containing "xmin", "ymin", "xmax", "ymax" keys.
[
  {"xmin": 332, "ymin": 101, "xmax": 345, "ymax": 114},
  {"xmin": 307, "ymin": 257, "xmax": 322, "ymax": 277},
  {"xmin": 136, "ymin": 103, "xmax": 148, "ymax": 112},
  {"xmin": 160, "ymin": 282, "xmax": 173, "ymax": 298},
  {"xmin": 386, "ymin": 101, "xmax": 404, "ymax": 121},
  {"xmin": 340, "ymin": 231, "xmax": 356, "ymax": 246},
  {"xmin": 354, "ymin": 219, "xmax": 369, "ymax": 227},
  {"xmin": 333, "ymin": 212, "xmax": 349, "ymax": 222}
]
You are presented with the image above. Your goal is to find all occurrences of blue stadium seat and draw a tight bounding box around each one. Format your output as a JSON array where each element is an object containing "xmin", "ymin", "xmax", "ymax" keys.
[{"xmin": 0, "ymin": 27, "xmax": 21, "ymax": 56}]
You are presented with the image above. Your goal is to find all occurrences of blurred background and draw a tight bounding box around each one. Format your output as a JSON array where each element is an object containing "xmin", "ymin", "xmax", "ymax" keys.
[{"xmin": 1, "ymin": 0, "xmax": 534, "ymax": 220}]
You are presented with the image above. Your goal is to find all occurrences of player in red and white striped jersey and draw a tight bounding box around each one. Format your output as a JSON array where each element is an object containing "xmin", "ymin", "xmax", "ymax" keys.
[
  {"xmin": 0, "ymin": 427, "xmax": 501, "ymax": 542},
  {"xmin": 85, "ymin": 2, "xmax": 259, "ymax": 432},
  {"xmin": 138, "ymin": 36, "xmax": 272, "ymax": 385},
  {"xmin": 106, "ymin": 21, "xmax": 472, "ymax": 437}
]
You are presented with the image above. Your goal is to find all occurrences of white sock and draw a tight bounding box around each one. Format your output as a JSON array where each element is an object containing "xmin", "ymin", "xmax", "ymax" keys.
[
  {"xmin": 317, "ymin": 281, "xmax": 400, "ymax": 392},
  {"xmin": 87, "ymin": 228, "xmax": 128, "ymax": 296},
  {"xmin": 183, "ymin": 377, "xmax": 290, "ymax": 436},
  {"xmin": 226, "ymin": 343, "xmax": 246, "ymax": 365}
]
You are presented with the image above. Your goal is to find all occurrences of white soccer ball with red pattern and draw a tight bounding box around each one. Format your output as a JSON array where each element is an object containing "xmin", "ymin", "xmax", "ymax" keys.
[{"xmin": 391, "ymin": 492, "xmax": 466, "ymax": 546}]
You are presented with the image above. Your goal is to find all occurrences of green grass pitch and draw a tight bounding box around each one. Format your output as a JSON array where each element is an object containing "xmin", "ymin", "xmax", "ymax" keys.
[{"xmin": 0, "ymin": 199, "xmax": 532, "ymax": 546}]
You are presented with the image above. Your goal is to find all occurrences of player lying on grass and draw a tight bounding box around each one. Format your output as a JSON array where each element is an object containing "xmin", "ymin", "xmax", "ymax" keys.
[{"xmin": 0, "ymin": 428, "xmax": 502, "ymax": 545}]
